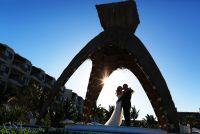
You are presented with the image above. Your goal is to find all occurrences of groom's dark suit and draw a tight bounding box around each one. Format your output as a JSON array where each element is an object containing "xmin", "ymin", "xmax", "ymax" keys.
[{"xmin": 118, "ymin": 88, "xmax": 133, "ymax": 126}]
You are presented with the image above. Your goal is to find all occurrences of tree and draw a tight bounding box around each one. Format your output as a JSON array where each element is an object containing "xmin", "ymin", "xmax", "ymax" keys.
[
  {"xmin": 0, "ymin": 86, "xmax": 30, "ymax": 124},
  {"xmin": 92, "ymin": 104, "xmax": 109, "ymax": 124},
  {"xmin": 0, "ymin": 102, "xmax": 26, "ymax": 124},
  {"xmin": 130, "ymin": 106, "xmax": 139, "ymax": 121},
  {"xmin": 185, "ymin": 115, "xmax": 197, "ymax": 131},
  {"xmin": 105, "ymin": 105, "xmax": 114, "ymax": 120},
  {"xmin": 62, "ymin": 99, "xmax": 78, "ymax": 121},
  {"xmin": 0, "ymin": 84, "xmax": 49, "ymax": 125},
  {"xmin": 49, "ymin": 98, "xmax": 78, "ymax": 127},
  {"xmin": 142, "ymin": 114, "xmax": 158, "ymax": 128},
  {"xmin": 130, "ymin": 106, "xmax": 139, "ymax": 126}
]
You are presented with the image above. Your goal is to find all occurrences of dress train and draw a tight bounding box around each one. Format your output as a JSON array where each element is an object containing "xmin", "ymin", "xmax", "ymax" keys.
[{"xmin": 105, "ymin": 96, "xmax": 123, "ymax": 126}]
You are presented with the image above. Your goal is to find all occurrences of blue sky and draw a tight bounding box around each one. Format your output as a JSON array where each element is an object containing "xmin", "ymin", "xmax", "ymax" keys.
[{"xmin": 0, "ymin": 0, "xmax": 200, "ymax": 119}]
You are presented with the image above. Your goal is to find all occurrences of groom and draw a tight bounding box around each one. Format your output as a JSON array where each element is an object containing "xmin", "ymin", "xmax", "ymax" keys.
[{"xmin": 118, "ymin": 84, "xmax": 133, "ymax": 126}]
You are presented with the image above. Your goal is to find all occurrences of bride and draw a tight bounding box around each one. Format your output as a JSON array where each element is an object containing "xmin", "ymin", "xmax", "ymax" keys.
[{"xmin": 105, "ymin": 86, "xmax": 123, "ymax": 126}]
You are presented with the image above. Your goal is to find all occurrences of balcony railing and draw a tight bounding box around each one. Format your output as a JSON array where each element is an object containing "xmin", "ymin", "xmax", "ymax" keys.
[
  {"xmin": 0, "ymin": 64, "xmax": 9, "ymax": 78},
  {"xmin": 12, "ymin": 61, "xmax": 31, "ymax": 74},
  {"xmin": 31, "ymin": 73, "xmax": 45, "ymax": 83},
  {"xmin": 45, "ymin": 79, "xmax": 55, "ymax": 88},
  {"xmin": 9, "ymin": 72, "xmax": 29, "ymax": 87},
  {"xmin": 0, "ymin": 50, "xmax": 14, "ymax": 64}
]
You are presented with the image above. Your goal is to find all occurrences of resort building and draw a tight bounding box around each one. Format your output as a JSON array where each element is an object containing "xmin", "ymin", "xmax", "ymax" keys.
[
  {"xmin": 0, "ymin": 43, "xmax": 14, "ymax": 92},
  {"xmin": 29, "ymin": 66, "xmax": 46, "ymax": 89},
  {"xmin": 0, "ymin": 43, "xmax": 84, "ymax": 115},
  {"xmin": 178, "ymin": 111, "xmax": 200, "ymax": 127},
  {"xmin": 57, "ymin": 86, "xmax": 72, "ymax": 102},
  {"xmin": 57, "ymin": 87, "xmax": 84, "ymax": 114},
  {"xmin": 0, "ymin": 43, "xmax": 55, "ymax": 94},
  {"xmin": 45, "ymin": 74, "xmax": 56, "ymax": 90},
  {"xmin": 71, "ymin": 92, "xmax": 84, "ymax": 114},
  {"xmin": 8, "ymin": 54, "xmax": 32, "ymax": 88},
  {"xmin": 77, "ymin": 96, "xmax": 84, "ymax": 114}
]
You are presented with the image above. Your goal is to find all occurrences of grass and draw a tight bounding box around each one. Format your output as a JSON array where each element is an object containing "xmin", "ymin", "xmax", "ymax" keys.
[{"xmin": 0, "ymin": 127, "xmax": 46, "ymax": 134}]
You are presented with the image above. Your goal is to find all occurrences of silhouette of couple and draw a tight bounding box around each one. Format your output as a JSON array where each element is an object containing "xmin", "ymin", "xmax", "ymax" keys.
[{"xmin": 105, "ymin": 84, "xmax": 134, "ymax": 126}]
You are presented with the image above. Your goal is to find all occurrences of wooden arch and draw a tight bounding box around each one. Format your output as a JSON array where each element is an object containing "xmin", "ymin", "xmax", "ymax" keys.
[{"xmin": 39, "ymin": 1, "xmax": 179, "ymax": 132}]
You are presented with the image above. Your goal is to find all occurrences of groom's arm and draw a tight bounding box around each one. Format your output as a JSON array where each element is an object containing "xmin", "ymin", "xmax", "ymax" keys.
[
  {"xmin": 117, "ymin": 94, "xmax": 125, "ymax": 102},
  {"xmin": 128, "ymin": 88, "xmax": 134, "ymax": 94}
]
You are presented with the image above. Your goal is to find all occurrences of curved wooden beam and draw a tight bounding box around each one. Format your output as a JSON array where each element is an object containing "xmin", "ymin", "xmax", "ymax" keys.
[
  {"xmin": 125, "ymin": 35, "xmax": 179, "ymax": 131},
  {"xmin": 83, "ymin": 60, "xmax": 113, "ymax": 122}
]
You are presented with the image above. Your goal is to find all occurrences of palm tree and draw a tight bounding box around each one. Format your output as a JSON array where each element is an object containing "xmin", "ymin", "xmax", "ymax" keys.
[
  {"xmin": 185, "ymin": 115, "xmax": 197, "ymax": 131},
  {"xmin": 142, "ymin": 114, "xmax": 158, "ymax": 128},
  {"xmin": 93, "ymin": 104, "xmax": 109, "ymax": 124},
  {"xmin": 131, "ymin": 106, "xmax": 139, "ymax": 121},
  {"xmin": 49, "ymin": 98, "xmax": 78, "ymax": 127},
  {"xmin": 106, "ymin": 105, "xmax": 114, "ymax": 120},
  {"xmin": 130, "ymin": 106, "xmax": 139, "ymax": 126}
]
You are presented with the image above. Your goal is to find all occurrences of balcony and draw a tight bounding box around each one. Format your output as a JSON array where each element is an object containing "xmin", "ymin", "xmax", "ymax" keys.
[
  {"xmin": 28, "ymin": 78, "xmax": 43, "ymax": 89},
  {"xmin": 30, "ymin": 66, "xmax": 45, "ymax": 85},
  {"xmin": 0, "ymin": 61, "xmax": 10, "ymax": 80},
  {"xmin": 8, "ymin": 68, "xmax": 29, "ymax": 87},
  {"xmin": 44, "ymin": 74, "xmax": 56, "ymax": 89},
  {"xmin": 0, "ymin": 43, "xmax": 14, "ymax": 65},
  {"xmin": 12, "ymin": 54, "xmax": 32, "ymax": 75}
]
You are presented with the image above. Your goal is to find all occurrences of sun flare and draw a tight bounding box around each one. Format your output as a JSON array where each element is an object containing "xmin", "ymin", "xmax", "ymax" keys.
[{"xmin": 102, "ymin": 77, "xmax": 109, "ymax": 84}]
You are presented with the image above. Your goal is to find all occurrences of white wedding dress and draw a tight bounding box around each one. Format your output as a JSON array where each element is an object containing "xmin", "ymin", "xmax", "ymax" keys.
[{"xmin": 105, "ymin": 95, "xmax": 123, "ymax": 126}]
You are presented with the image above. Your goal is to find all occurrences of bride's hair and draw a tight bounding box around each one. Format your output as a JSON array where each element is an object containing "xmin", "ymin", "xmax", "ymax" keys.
[{"xmin": 116, "ymin": 86, "xmax": 123, "ymax": 96}]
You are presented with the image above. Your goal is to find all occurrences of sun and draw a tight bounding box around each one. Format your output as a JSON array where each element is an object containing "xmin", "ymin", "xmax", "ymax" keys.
[{"xmin": 102, "ymin": 77, "xmax": 109, "ymax": 84}]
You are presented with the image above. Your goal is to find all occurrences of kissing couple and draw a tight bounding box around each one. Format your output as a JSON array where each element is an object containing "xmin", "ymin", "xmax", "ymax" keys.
[{"xmin": 105, "ymin": 84, "xmax": 134, "ymax": 126}]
